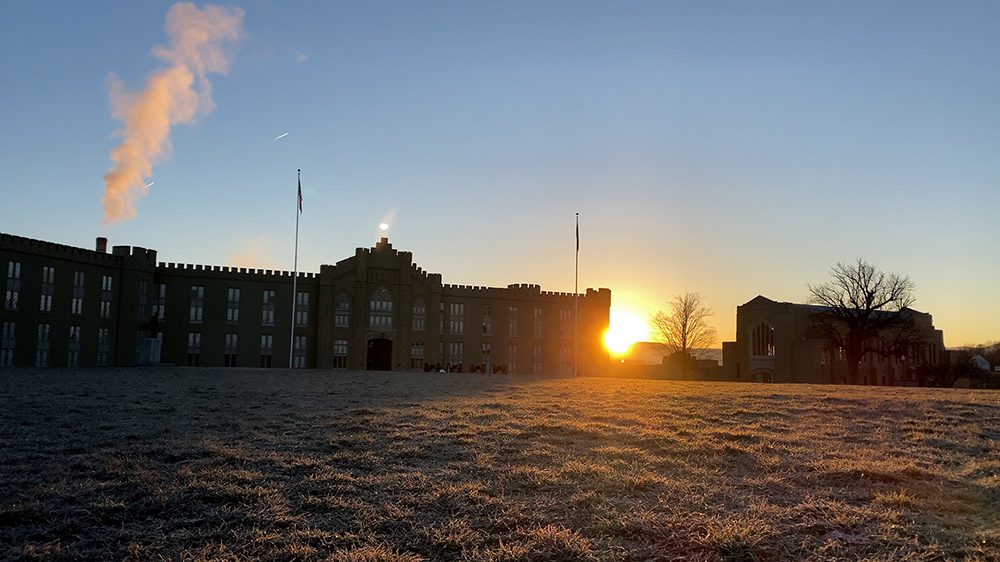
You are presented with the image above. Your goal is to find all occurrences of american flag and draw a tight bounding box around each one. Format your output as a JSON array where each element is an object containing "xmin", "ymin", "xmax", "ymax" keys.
[{"xmin": 297, "ymin": 178, "xmax": 302, "ymax": 213}]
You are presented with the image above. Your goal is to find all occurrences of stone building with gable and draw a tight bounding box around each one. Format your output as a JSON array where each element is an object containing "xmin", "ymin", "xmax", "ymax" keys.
[{"xmin": 1, "ymin": 233, "xmax": 611, "ymax": 374}]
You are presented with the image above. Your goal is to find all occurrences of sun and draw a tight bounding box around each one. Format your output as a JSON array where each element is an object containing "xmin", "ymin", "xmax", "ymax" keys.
[{"xmin": 603, "ymin": 308, "xmax": 650, "ymax": 356}]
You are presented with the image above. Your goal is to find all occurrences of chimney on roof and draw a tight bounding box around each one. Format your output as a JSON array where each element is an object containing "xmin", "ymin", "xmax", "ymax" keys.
[{"xmin": 96, "ymin": 237, "xmax": 108, "ymax": 253}]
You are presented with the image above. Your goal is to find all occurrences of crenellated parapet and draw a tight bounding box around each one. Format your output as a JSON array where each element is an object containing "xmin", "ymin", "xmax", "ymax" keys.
[
  {"xmin": 155, "ymin": 261, "xmax": 319, "ymax": 282},
  {"xmin": 0, "ymin": 232, "xmax": 123, "ymax": 265}
]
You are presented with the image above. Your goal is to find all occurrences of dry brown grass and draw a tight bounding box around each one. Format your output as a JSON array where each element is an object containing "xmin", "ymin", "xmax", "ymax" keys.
[{"xmin": 1, "ymin": 369, "xmax": 998, "ymax": 561}]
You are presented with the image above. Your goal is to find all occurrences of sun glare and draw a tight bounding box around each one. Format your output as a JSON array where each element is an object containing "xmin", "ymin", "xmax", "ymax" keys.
[{"xmin": 603, "ymin": 308, "xmax": 650, "ymax": 355}]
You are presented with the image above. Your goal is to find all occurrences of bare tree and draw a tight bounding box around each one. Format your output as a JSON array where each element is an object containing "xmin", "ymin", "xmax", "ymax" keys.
[
  {"xmin": 808, "ymin": 259, "xmax": 919, "ymax": 384},
  {"xmin": 651, "ymin": 292, "xmax": 718, "ymax": 375}
]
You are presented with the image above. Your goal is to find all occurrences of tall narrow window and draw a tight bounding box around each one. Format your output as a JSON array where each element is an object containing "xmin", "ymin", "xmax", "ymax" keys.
[
  {"xmin": 440, "ymin": 302, "xmax": 445, "ymax": 332},
  {"xmin": 449, "ymin": 303, "xmax": 464, "ymax": 335},
  {"xmin": 560, "ymin": 343, "xmax": 572, "ymax": 375},
  {"xmin": 482, "ymin": 305, "xmax": 492, "ymax": 336},
  {"xmin": 533, "ymin": 308, "xmax": 543, "ymax": 338},
  {"xmin": 293, "ymin": 335, "xmax": 307, "ymax": 368},
  {"xmin": 508, "ymin": 306, "xmax": 518, "ymax": 337},
  {"xmin": 100, "ymin": 275, "xmax": 113, "ymax": 319},
  {"xmin": 225, "ymin": 333, "xmax": 238, "ymax": 367},
  {"xmin": 97, "ymin": 328, "xmax": 110, "ymax": 366},
  {"xmin": 412, "ymin": 298, "xmax": 426, "ymax": 331},
  {"xmin": 751, "ymin": 322, "xmax": 775, "ymax": 357},
  {"xmin": 67, "ymin": 326, "xmax": 81, "ymax": 367},
  {"xmin": 482, "ymin": 342, "xmax": 492, "ymax": 371},
  {"xmin": 295, "ymin": 291, "xmax": 309, "ymax": 327},
  {"xmin": 187, "ymin": 332, "xmax": 201, "ymax": 366},
  {"xmin": 332, "ymin": 339, "xmax": 348, "ymax": 369},
  {"xmin": 259, "ymin": 334, "xmax": 273, "ymax": 367},
  {"xmin": 189, "ymin": 285, "xmax": 204, "ymax": 323},
  {"xmin": 226, "ymin": 287, "xmax": 240, "ymax": 323},
  {"xmin": 71, "ymin": 271, "xmax": 85, "ymax": 315},
  {"xmin": 0, "ymin": 322, "xmax": 14, "ymax": 367},
  {"xmin": 4, "ymin": 261, "xmax": 20, "ymax": 311},
  {"xmin": 508, "ymin": 343, "xmax": 518, "ymax": 374},
  {"xmin": 369, "ymin": 287, "xmax": 393, "ymax": 329},
  {"xmin": 39, "ymin": 266, "xmax": 54, "ymax": 312},
  {"xmin": 533, "ymin": 344, "xmax": 543, "ymax": 374},
  {"xmin": 137, "ymin": 279, "xmax": 149, "ymax": 321},
  {"xmin": 410, "ymin": 342, "xmax": 424, "ymax": 369},
  {"xmin": 36, "ymin": 323, "xmax": 50, "ymax": 367},
  {"xmin": 559, "ymin": 309, "xmax": 571, "ymax": 337},
  {"xmin": 449, "ymin": 341, "xmax": 464, "ymax": 366},
  {"xmin": 335, "ymin": 292, "xmax": 351, "ymax": 328},
  {"xmin": 153, "ymin": 283, "xmax": 166, "ymax": 321},
  {"xmin": 262, "ymin": 290, "xmax": 276, "ymax": 326}
]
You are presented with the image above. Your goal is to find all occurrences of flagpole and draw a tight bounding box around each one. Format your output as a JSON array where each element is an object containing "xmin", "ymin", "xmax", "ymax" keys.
[
  {"xmin": 574, "ymin": 212, "xmax": 579, "ymax": 378},
  {"xmin": 289, "ymin": 169, "xmax": 301, "ymax": 369}
]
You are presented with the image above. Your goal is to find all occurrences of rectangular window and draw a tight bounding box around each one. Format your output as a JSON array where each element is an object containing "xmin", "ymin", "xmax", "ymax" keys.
[
  {"xmin": 440, "ymin": 302, "xmax": 445, "ymax": 332},
  {"xmin": 226, "ymin": 287, "xmax": 240, "ymax": 323},
  {"xmin": 137, "ymin": 279, "xmax": 149, "ymax": 321},
  {"xmin": 189, "ymin": 285, "xmax": 204, "ymax": 323},
  {"xmin": 533, "ymin": 308, "xmax": 543, "ymax": 338},
  {"xmin": 39, "ymin": 266, "xmax": 54, "ymax": 312},
  {"xmin": 153, "ymin": 283, "xmax": 166, "ymax": 321},
  {"xmin": 533, "ymin": 344, "xmax": 543, "ymax": 374},
  {"xmin": 482, "ymin": 305, "xmax": 492, "ymax": 335},
  {"xmin": 332, "ymin": 339, "xmax": 348, "ymax": 369},
  {"xmin": 560, "ymin": 309, "xmax": 572, "ymax": 337},
  {"xmin": 4, "ymin": 261, "xmax": 20, "ymax": 311},
  {"xmin": 293, "ymin": 335, "xmax": 307, "ymax": 368},
  {"xmin": 67, "ymin": 326, "xmax": 81, "ymax": 367},
  {"xmin": 296, "ymin": 291, "xmax": 309, "ymax": 327},
  {"xmin": 335, "ymin": 293, "xmax": 350, "ymax": 328},
  {"xmin": 508, "ymin": 306, "xmax": 518, "ymax": 337},
  {"xmin": 225, "ymin": 333, "xmax": 238, "ymax": 367},
  {"xmin": 71, "ymin": 271, "xmax": 85, "ymax": 315},
  {"xmin": 412, "ymin": 300, "xmax": 426, "ymax": 331},
  {"xmin": 97, "ymin": 328, "xmax": 110, "ymax": 367},
  {"xmin": 1, "ymin": 322, "xmax": 16, "ymax": 367},
  {"xmin": 259, "ymin": 334, "xmax": 273, "ymax": 367},
  {"xmin": 508, "ymin": 343, "xmax": 518, "ymax": 374},
  {"xmin": 100, "ymin": 275, "xmax": 113, "ymax": 319},
  {"xmin": 410, "ymin": 342, "xmax": 424, "ymax": 369},
  {"xmin": 36, "ymin": 323, "xmax": 50, "ymax": 367},
  {"xmin": 482, "ymin": 342, "xmax": 492, "ymax": 371},
  {"xmin": 187, "ymin": 332, "xmax": 201, "ymax": 366},
  {"xmin": 262, "ymin": 290, "xmax": 276, "ymax": 326},
  {"xmin": 560, "ymin": 343, "xmax": 573, "ymax": 375},
  {"xmin": 449, "ymin": 341, "xmax": 464, "ymax": 366},
  {"xmin": 449, "ymin": 303, "xmax": 464, "ymax": 335}
]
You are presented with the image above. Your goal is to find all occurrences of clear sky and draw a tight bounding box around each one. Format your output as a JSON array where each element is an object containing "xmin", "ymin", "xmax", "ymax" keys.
[{"xmin": 1, "ymin": 1, "xmax": 998, "ymax": 348}]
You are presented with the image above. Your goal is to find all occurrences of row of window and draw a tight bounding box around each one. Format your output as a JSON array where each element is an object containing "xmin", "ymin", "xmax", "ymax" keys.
[
  {"xmin": 0, "ymin": 321, "xmax": 110, "ymax": 367},
  {"xmin": 4, "ymin": 262, "xmax": 113, "ymax": 318},
  {"xmin": 183, "ymin": 332, "xmax": 309, "ymax": 368}
]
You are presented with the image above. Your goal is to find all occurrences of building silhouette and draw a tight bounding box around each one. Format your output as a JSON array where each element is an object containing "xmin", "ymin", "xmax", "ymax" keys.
[
  {"xmin": 1, "ymin": 233, "xmax": 610, "ymax": 373},
  {"xmin": 721, "ymin": 295, "xmax": 945, "ymax": 385}
]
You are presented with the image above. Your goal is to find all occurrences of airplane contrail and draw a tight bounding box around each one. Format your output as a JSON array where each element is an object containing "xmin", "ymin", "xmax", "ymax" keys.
[{"xmin": 273, "ymin": 132, "xmax": 289, "ymax": 141}]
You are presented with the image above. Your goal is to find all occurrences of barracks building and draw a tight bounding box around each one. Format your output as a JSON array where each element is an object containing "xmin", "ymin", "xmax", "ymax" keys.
[{"xmin": 0, "ymin": 233, "xmax": 611, "ymax": 374}]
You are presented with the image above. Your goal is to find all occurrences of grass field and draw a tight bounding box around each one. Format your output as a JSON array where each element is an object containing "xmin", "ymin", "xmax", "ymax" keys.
[{"xmin": 2, "ymin": 369, "xmax": 998, "ymax": 561}]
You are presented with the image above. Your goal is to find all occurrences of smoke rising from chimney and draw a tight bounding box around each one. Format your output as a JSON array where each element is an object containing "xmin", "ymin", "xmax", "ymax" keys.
[{"xmin": 101, "ymin": 2, "xmax": 244, "ymax": 225}]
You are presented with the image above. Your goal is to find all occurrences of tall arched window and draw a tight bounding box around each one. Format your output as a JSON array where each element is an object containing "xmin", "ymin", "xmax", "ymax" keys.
[
  {"xmin": 751, "ymin": 322, "xmax": 775, "ymax": 356},
  {"xmin": 335, "ymin": 292, "xmax": 351, "ymax": 328},
  {"xmin": 369, "ymin": 287, "xmax": 393, "ymax": 329}
]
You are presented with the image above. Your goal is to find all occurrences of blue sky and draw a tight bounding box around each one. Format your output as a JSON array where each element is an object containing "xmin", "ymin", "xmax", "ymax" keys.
[{"xmin": 1, "ymin": 1, "xmax": 998, "ymax": 346}]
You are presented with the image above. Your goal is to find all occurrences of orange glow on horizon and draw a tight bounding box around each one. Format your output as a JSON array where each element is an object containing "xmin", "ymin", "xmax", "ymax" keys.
[{"xmin": 603, "ymin": 307, "xmax": 651, "ymax": 356}]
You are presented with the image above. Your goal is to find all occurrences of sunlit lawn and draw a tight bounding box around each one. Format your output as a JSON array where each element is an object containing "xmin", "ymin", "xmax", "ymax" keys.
[{"xmin": 2, "ymin": 369, "xmax": 998, "ymax": 561}]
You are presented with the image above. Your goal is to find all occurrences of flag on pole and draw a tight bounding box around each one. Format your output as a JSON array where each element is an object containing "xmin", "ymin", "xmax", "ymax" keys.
[
  {"xmin": 576, "ymin": 215, "xmax": 579, "ymax": 251},
  {"xmin": 297, "ymin": 178, "xmax": 303, "ymax": 213}
]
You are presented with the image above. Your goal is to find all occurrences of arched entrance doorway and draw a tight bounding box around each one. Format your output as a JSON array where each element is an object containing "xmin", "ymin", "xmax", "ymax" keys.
[{"xmin": 367, "ymin": 337, "xmax": 392, "ymax": 371}]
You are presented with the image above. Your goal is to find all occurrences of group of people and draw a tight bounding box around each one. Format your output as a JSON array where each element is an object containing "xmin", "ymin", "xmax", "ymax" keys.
[{"xmin": 421, "ymin": 362, "xmax": 508, "ymax": 374}]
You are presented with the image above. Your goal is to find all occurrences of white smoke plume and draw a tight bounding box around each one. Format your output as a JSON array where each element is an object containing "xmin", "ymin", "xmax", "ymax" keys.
[{"xmin": 102, "ymin": 2, "xmax": 244, "ymax": 225}]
